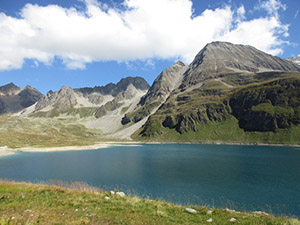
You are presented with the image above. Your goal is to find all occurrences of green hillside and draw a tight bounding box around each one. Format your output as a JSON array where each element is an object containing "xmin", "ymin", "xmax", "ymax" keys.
[
  {"xmin": 133, "ymin": 75, "xmax": 300, "ymax": 145},
  {"xmin": 0, "ymin": 181, "xmax": 298, "ymax": 225}
]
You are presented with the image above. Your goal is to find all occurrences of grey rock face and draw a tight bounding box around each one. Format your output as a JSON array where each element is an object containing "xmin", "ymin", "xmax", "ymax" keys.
[
  {"xmin": 0, "ymin": 83, "xmax": 43, "ymax": 114},
  {"xmin": 35, "ymin": 86, "xmax": 77, "ymax": 111},
  {"xmin": 181, "ymin": 42, "xmax": 300, "ymax": 88},
  {"xmin": 139, "ymin": 61, "xmax": 186, "ymax": 106},
  {"xmin": 0, "ymin": 83, "xmax": 21, "ymax": 96},
  {"xmin": 18, "ymin": 86, "xmax": 43, "ymax": 108},
  {"xmin": 76, "ymin": 76, "xmax": 149, "ymax": 97},
  {"xmin": 121, "ymin": 61, "xmax": 187, "ymax": 125},
  {"xmin": 87, "ymin": 94, "xmax": 104, "ymax": 105}
]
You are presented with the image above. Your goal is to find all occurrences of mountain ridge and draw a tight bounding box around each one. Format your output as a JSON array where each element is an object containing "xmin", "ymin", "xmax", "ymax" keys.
[
  {"xmin": 131, "ymin": 42, "xmax": 300, "ymax": 143},
  {"xmin": 180, "ymin": 41, "xmax": 300, "ymax": 89},
  {"xmin": 1, "ymin": 41, "xmax": 300, "ymax": 145}
]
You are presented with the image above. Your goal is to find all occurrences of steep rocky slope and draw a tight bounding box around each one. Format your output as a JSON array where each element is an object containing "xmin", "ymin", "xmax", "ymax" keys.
[
  {"xmin": 134, "ymin": 42, "xmax": 300, "ymax": 143},
  {"xmin": 0, "ymin": 83, "xmax": 43, "ymax": 114},
  {"xmin": 121, "ymin": 61, "xmax": 187, "ymax": 125}
]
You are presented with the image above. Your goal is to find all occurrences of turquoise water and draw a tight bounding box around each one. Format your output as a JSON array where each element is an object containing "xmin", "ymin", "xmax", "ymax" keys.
[{"xmin": 0, "ymin": 144, "xmax": 300, "ymax": 217}]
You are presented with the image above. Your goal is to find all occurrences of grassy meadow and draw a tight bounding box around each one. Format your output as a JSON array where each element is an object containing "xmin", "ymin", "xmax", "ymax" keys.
[{"xmin": 0, "ymin": 181, "xmax": 298, "ymax": 225}]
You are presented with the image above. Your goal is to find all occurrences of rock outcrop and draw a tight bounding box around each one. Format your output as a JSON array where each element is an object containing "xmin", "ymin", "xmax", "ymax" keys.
[
  {"xmin": 0, "ymin": 83, "xmax": 43, "ymax": 114},
  {"xmin": 229, "ymin": 78, "xmax": 300, "ymax": 131},
  {"xmin": 139, "ymin": 61, "xmax": 186, "ymax": 106},
  {"xmin": 121, "ymin": 61, "xmax": 187, "ymax": 125},
  {"xmin": 35, "ymin": 86, "xmax": 77, "ymax": 112}
]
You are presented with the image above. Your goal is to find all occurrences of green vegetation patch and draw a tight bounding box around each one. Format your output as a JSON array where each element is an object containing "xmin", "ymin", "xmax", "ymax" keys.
[
  {"xmin": 121, "ymin": 104, "xmax": 131, "ymax": 114},
  {"xmin": 252, "ymin": 103, "xmax": 294, "ymax": 117},
  {"xmin": 134, "ymin": 116, "xmax": 300, "ymax": 145},
  {"xmin": 65, "ymin": 107, "xmax": 97, "ymax": 118},
  {"xmin": 0, "ymin": 181, "xmax": 296, "ymax": 225}
]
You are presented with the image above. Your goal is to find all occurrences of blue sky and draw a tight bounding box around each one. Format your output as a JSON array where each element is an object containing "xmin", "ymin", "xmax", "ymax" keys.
[{"xmin": 0, "ymin": 0, "xmax": 299, "ymax": 93}]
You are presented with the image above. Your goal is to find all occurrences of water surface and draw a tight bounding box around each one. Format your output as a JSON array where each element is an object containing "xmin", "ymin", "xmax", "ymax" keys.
[{"xmin": 0, "ymin": 144, "xmax": 299, "ymax": 217}]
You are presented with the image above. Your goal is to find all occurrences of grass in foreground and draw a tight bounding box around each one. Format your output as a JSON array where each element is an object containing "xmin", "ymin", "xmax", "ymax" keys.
[{"xmin": 0, "ymin": 181, "xmax": 298, "ymax": 225}]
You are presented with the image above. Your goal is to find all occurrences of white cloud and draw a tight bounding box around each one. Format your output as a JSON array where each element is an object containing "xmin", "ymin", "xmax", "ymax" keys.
[
  {"xmin": 255, "ymin": 0, "xmax": 286, "ymax": 19},
  {"xmin": 236, "ymin": 5, "xmax": 246, "ymax": 22},
  {"xmin": 0, "ymin": 0, "xmax": 290, "ymax": 71}
]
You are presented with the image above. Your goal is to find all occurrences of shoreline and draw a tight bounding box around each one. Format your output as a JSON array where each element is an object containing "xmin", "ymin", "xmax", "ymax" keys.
[
  {"xmin": 1, "ymin": 141, "xmax": 299, "ymax": 157},
  {"xmin": 143, "ymin": 141, "xmax": 300, "ymax": 148},
  {"xmin": 0, "ymin": 142, "xmax": 142, "ymax": 157}
]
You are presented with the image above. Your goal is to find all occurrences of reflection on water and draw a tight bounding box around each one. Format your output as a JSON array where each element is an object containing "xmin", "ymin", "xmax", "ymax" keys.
[{"xmin": 0, "ymin": 144, "xmax": 299, "ymax": 217}]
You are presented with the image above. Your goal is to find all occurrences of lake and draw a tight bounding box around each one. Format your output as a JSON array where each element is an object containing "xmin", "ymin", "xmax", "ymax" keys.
[{"xmin": 0, "ymin": 144, "xmax": 300, "ymax": 217}]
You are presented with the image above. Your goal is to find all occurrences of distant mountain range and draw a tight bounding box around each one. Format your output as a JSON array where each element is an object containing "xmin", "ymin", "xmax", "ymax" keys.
[
  {"xmin": 286, "ymin": 56, "xmax": 300, "ymax": 66},
  {"xmin": 1, "ymin": 41, "xmax": 300, "ymax": 144}
]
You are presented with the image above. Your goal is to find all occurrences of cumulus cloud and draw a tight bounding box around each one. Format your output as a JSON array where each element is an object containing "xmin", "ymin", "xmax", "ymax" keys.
[{"xmin": 0, "ymin": 0, "xmax": 290, "ymax": 70}]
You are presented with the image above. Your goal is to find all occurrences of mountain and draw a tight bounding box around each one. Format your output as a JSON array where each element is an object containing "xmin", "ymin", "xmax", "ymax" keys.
[
  {"xmin": 139, "ymin": 61, "xmax": 186, "ymax": 106},
  {"xmin": 286, "ymin": 56, "xmax": 300, "ymax": 66},
  {"xmin": 3, "ymin": 41, "xmax": 300, "ymax": 146},
  {"xmin": 180, "ymin": 41, "xmax": 300, "ymax": 88},
  {"xmin": 27, "ymin": 76, "xmax": 149, "ymax": 117},
  {"xmin": 132, "ymin": 42, "xmax": 300, "ymax": 144},
  {"xmin": 76, "ymin": 77, "xmax": 150, "ymax": 97},
  {"xmin": 0, "ymin": 83, "xmax": 43, "ymax": 114},
  {"xmin": 121, "ymin": 61, "xmax": 187, "ymax": 125},
  {"xmin": 0, "ymin": 83, "xmax": 21, "ymax": 96},
  {"xmin": 18, "ymin": 76, "xmax": 149, "ymax": 139}
]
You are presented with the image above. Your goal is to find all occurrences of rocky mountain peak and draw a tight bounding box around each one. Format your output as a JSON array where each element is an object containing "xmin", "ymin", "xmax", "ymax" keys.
[
  {"xmin": 192, "ymin": 41, "xmax": 300, "ymax": 72},
  {"xmin": 116, "ymin": 77, "xmax": 150, "ymax": 93},
  {"xmin": 18, "ymin": 86, "xmax": 43, "ymax": 108},
  {"xmin": 24, "ymin": 85, "xmax": 34, "ymax": 90},
  {"xmin": 0, "ymin": 82, "xmax": 21, "ymax": 96},
  {"xmin": 175, "ymin": 61, "xmax": 185, "ymax": 67},
  {"xmin": 76, "ymin": 76, "xmax": 149, "ymax": 97},
  {"xmin": 0, "ymin": 83, "xmax": 42, "ymax": 114},
  {"xmin": 181, "ymin": 41, "xmax": 300, "ymax": 88},
  {"xmin": 35, "ymin": 85, "xmax": 77, "ymax": 111}
]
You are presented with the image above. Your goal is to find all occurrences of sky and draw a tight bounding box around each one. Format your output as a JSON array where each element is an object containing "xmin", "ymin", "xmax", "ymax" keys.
[{"xmin": 0, "ymin": 0, "xmax": 299, "ymax": 93}]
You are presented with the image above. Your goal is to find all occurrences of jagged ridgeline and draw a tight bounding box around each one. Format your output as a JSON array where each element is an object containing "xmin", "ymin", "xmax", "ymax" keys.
[
  {"xmin": 131, "ymin": 42, "xmax": 300, "ymax": 144},
  {"xmin": 1, "ymin": 41, "xmax": 300, "ymax": 144},
  {"xmin": 19, "ymin": 76, "xmax": 150, "ymax": 118}
]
